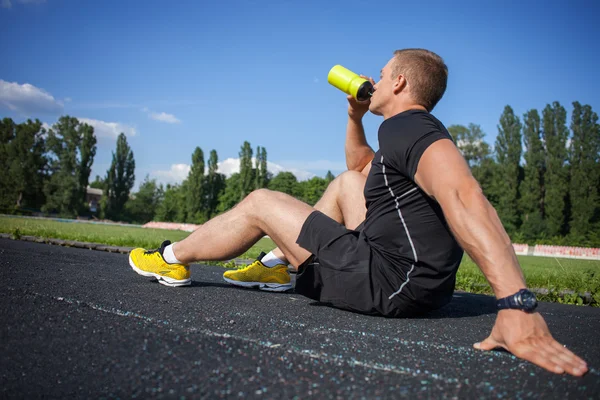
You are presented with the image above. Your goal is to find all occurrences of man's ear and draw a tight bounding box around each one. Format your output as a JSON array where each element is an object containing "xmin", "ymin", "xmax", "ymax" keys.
[{"xmin": 393, "ymin": 75, "xmax": 407, "ymax": 95}]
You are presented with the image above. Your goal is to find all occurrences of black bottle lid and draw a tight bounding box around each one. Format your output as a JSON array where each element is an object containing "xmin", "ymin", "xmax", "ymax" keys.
[{"xmin": 356, "ymin": 81, "xmax": 374, "ymax": 102}]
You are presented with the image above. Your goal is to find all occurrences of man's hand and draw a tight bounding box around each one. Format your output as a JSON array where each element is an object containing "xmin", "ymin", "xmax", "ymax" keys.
[
  {"xmin": 474, "ymin": 310, "xmax": 588, "ymax": 376},
  {"xmin": 347, "ymin": 75, "xmax": 374, "ymax": 120}
]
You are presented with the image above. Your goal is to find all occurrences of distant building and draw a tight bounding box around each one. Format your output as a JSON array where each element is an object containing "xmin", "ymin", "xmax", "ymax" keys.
[{"xmin": 86, "ymin": 187, "xmax": 103, "ymax": 213}]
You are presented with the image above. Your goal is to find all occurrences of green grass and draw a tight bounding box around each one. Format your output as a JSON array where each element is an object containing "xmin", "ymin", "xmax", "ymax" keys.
[
  {"xmin": 2, "ymin": 215, "xmax": 599, "ymax": 305},
  {"xmin": 456, "ymin": 255, "xmax": 600, "ymax": 306},
  {"xmin": 0, "ymin": 215, "xmax": 274, "ymax": 262}
]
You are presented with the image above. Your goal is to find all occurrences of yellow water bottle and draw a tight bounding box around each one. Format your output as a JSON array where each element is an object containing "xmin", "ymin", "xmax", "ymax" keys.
[{"xmin": 327, "ymin": 65, "xmax": 373, "ymax": 101}]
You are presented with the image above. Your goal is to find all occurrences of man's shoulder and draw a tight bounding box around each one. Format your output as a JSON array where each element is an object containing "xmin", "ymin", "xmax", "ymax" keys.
[{"xmin": 379, "ymin": 110, "xmax": 450, "ymax": 145}]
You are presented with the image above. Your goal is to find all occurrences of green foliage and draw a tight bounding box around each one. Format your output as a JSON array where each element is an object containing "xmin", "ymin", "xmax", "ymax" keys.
[
  {"xmin": 155, "ymin": 183, "xmax": 184, "ymax": 222},
  {"xmin": 325, "ymin": 170, "xmax": 335, "ymax": 183},
  {"xmin": 105, "ymin": 133, "xmax": 135, "ymax": 221},
  {"xmin": 43, "ymin": 116, "xmax": 97, "ymax": 217},
  {"xmin": 297, "ymin": 176, "xmax": 328, "ymax": 206},
  {"xmin": 0, "ymin": 118, "xmax": 17, "ymax": 211},
  {"xmin": 125, "ymin": 176, "xmax": 163, "ymax": 223},
  {"xmin": 3, "ymin": 101, "xmax": 598, "ymax": 249},
  {"xmin": 217, "ymin": 172, "xmax": 241, "ymax": 213},
  {"xmin": 568, "ymin": 102, "xmax": 599, "ymax": 236},
  {"xmin": 205, "ymin": 149, "xmax": 225, "ymax": 219},
  {"xmin": 89, "ymin": 175, "xmax": 105, "ymax": 190},
  {"xmin": 542, "ymin": 102, "xmax": 569, "ymax": 236},
  {"xmin": 519, "ymin": 109, "xmax": 546, "ymax": 239},
  {"xmin": 493, "ymin": 106, "xmax": 522, "ymax": 232},
  {"xmin": 186, "ymin": 147, "xmax": 206, "ymax": 223},
  {"xmin": 0, "ymin": 118, "xmax": 47, "ymax": 212},
  {"xmin": 268, "ymin": 172, "xmax": 299, "ymax": 197},
  {"xmin": 254, "ymin": 146, "xmax": 268, "ymax": 189},
  {"xmin": 239, "ymin": 141, "xmax": 254, "ymax": 200},
  {"xmin": 448, "ymin": 123, "xmax": 491, "ymax": 167}
]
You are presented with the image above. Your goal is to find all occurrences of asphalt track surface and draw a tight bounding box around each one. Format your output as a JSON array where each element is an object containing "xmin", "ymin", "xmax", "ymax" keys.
[{"xmin": 1, "ymin": 239, "xmax": 599, "ymax": 399}]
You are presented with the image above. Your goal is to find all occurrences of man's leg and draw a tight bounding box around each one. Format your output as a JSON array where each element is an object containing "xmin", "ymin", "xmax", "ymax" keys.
[
  {"xmin": 128, "ymin": 171, "xmax": 368, "ymax": 288},
  {"xmin": 172, "ymin": 189, "xmax": 315, "ymax": 268},
  {"xmin": 269, "ymin": 170, "xmax": 367, "ymax": 264}
]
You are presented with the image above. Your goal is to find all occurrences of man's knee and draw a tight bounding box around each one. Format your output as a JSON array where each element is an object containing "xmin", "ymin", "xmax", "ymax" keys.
[
  {"xmin": 329, "ymin": 170, "xmax": 366, "ymax": 194},
  {"xmin": 244, "ymin": 188, "xmax": 273, "ymax": 205}
]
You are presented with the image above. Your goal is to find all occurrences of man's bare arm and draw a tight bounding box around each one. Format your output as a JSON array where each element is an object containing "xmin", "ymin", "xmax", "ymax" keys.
[
  {"xmin": 344, "ymin": 77, "xmax": 375, "ymax": 176},
  {"xmin": 345, "ymin": 116, "xmax": 374, "ymax": 174},
  {"xmin": 414, "ymin": 139, "xmax": 588, "ymax": 376},
  {"xmin": 415, "ymin": 139, "xmax": 524, "ymax": 298}
]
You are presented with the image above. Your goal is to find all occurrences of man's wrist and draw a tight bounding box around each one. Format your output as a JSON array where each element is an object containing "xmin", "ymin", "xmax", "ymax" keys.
[
  {"xmin": 494, "ymin": 287, "xmax": 527, "ymax": 300},
  {"xmin": 496, "ymin": 288, "xmax": 538, "ymax": 312},
  {"xmin": 348, "ymin": 113, "xmax": 366, "ymax": 122}
]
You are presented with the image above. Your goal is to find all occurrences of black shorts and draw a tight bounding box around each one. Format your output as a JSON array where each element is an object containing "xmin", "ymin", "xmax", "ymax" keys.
[{"xmin": 295, "ymin": 211, "xmax": 416, "ymax": 317}]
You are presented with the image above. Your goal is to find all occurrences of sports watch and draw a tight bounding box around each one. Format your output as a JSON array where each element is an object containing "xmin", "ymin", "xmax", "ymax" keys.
[{"xmin": 496, "ymin": 289, "xmax": 538, "ymax": 312}]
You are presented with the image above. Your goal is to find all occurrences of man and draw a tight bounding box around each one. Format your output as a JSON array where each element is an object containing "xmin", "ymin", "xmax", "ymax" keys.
[{"xmin": 129, "ymin": 49, "xmax": 588, "ymax": 376}]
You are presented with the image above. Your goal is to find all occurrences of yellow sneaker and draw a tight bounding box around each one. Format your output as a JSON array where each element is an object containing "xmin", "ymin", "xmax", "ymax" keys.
[
  {"xmin": 129, "ymin": 240, "xmax": 191, "ymax": 287},
  {"xmin": 223, "ymin": 252, "xmax": 292, "ymax": 292}
]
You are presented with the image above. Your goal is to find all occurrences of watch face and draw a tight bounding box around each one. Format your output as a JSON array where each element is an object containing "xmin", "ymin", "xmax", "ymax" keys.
[{"xmin": 521, "ymin": 290, "xmax": 538, "ymax": 310}]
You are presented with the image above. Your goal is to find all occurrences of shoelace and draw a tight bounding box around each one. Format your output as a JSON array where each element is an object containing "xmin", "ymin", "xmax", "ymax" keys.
[{"xmin": 237, "ymin": 260, "xmax": 261, "ymax": 271}]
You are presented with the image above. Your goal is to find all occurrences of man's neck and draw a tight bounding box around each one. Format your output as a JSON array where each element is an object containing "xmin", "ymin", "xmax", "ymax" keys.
[{"xmin": 383, "ymin": 102, "xmax": 427, "ymax": 120}]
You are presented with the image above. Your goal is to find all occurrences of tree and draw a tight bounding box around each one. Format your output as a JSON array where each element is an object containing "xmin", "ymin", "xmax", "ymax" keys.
[
  {"xmin": 473, "ymin": 157, "xmax": 498, "ymax": 206},
  {"xmin": 449, "ymin": 123, "xmax": 494, "ymax": 197},
  {"xmin": 325, "ymin": 170, "xmax": 335, "ymax": 183},
  {"xmin": 89, "ymin": 175, "xmax": 105, "ymax": 189},
  {"xmin": 493, "ymin": 106, "xmax": 522, "ymax": 233},
  {"xmin": 268, "ymin": 172, "xmax": 299, "ymax": 197},
  {"xmin": 43, "ymin": 116, "xmax": 97, "ymax": 217},
  {"xmin": 448, "ymin": 123, "xmax": 491, "ymax": 168},
  {"xmin": 519, "ymin": 109, "xmax": 546, "ymax": 239},
  {"xmin": 568, "ymin": 102, "xmax": 600, "ymax": 237},
  {"xmin": 239, "ymin": 141, "xmax": 254, "ymax": 200},
  {"xmin": 217, "ymin": 173, "xmax": 241, "ymax": 213},
  {"xmin": 125, "ymin": 175, "xmax": 163, "ymax": 223},
  {"xmin": 254, "ymin": 146, "xmax": 268, "ymax": 189},
  {"xmin": 155, "ymin": 183, "xmax": 183, "ymax": 222},
  {"xmin": 298, "ymin": 176, "xmax": 328, "ymax": 206},
  {"xmin": 205, "ymin": 149, "xmax": 225, "ymax": 219},
  {"xmin": 0, "ymin": 118, "xmax": 16, "ymax": 210},
  {"xmin": 186, "ymin": 147, "xmax": 205, "ymax": 223},
  {"xmin": 542, "ymin": 102, "xmax": 569, "ymax": 237},
  {"xmin": 2, "ymin": 119, "xmax": 47, "ymax": 210},
  {"xmin": 105, "ymin": 133, "xmax": 135, "ymax": 221}
]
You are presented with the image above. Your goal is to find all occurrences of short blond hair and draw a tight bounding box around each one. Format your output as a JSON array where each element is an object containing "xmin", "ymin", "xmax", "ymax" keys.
[{"xmin": 392, "ymin": 49, "xmax": 448, "ymax": 111}]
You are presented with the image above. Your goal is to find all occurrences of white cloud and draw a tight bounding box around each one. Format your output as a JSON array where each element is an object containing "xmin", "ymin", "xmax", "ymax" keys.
[
  {"xmin": 78, "ymin": 118, "xmax": 137, "ymax": 139},
  {"xmin": 1, "ymin": 0, "xmax": 11, "ymax": 8},
  {"xmin": 0, "ymin": 80, "xmax": 63, "ymax": 115},
  {"xmin": 149, "ymin": 111, "xmax": 181, "ymax": 124},
  {"xmin": 142, "ymin": 107, "xmax": 181, "ymax": 124},
  {"xmin": 153, "ymin": 164, "xmax": 191, "ymax": 185}
]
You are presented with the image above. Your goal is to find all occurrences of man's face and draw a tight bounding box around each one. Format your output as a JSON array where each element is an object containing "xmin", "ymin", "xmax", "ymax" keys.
[{"xmin": 369, "ymin": 58, "xmax": 396, "ymax": 116}]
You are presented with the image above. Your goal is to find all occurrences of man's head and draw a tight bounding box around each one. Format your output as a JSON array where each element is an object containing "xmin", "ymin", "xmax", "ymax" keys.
[{"xmin": 369, "ymin": 49, "xmax": 448, "ymax": 118}]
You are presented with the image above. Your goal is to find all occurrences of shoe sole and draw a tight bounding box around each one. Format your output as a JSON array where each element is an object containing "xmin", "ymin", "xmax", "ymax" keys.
[
  {"xmin": 223, "ymin": 277, "xmax": 292, "ymax": 292},
  {"xmin": 129, "ymin": 255, "xmax": 191, "ymax": 287}
]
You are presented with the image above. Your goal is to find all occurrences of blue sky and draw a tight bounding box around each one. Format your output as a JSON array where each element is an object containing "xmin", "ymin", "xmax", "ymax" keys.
[{"xmin": 1, "ymin": 0, "xmax": 598, "ymax": 189}]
